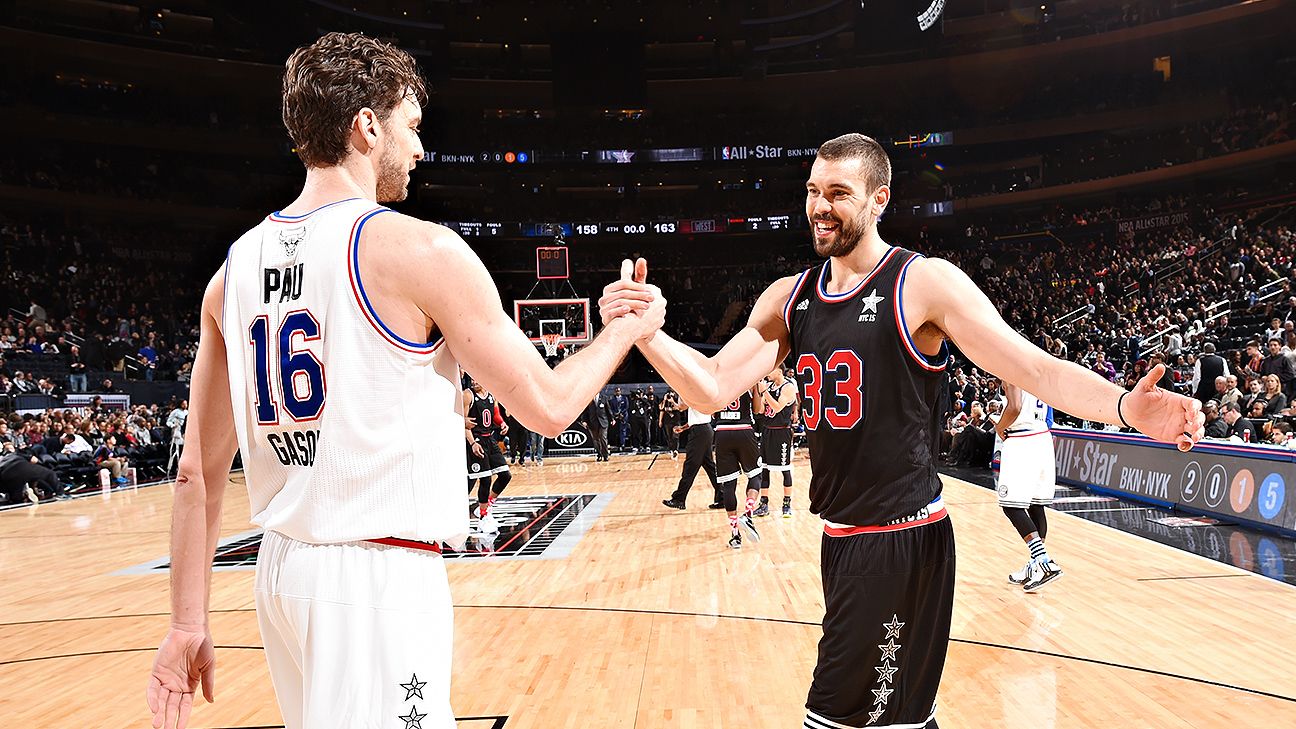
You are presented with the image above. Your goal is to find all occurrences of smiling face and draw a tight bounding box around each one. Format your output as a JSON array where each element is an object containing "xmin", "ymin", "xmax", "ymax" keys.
[
  {"xmin": 804, "ymin": 133, "xmax": 891, "ymax": 259},
  {"xmin": 805, "ymin": 157, "xmax": 888, "ymax": 258}
]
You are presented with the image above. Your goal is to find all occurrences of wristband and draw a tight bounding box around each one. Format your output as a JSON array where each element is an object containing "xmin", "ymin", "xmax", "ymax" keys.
[{"xmin": 1117, "ymin": 391, "xmax": 1133, "ymax": 429}]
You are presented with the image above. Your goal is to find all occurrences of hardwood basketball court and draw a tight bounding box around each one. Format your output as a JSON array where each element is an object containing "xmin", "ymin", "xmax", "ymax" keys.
[{"xmin": 1, "ymin": 454, "xmax": 1293, "ymax": 728}]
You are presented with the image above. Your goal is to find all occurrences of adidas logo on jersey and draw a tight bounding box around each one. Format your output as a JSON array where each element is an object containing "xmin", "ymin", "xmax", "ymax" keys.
[{"xmin": 795, "ymin": 299, "xmax": 809, "ymax": 311}]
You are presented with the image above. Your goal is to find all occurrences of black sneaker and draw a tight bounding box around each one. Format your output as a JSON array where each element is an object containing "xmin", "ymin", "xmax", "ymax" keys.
[
  {"xmin": 739, "ymin": 513, "xmax": 761, "ymax": 542},
  {"xmin": 662, "ymin": 498, "xmax": 686, "ymax": 510},
  {"xmin": 728, "ymin": 534, "xmax": 742, "ymax": 549},
  {"xmin": 707, "ymin": 501, "xmax": 725, "ymax": 509},
  {"xmin": 753, "ymin": 501, "xmax": 770, "ymax": 518}
]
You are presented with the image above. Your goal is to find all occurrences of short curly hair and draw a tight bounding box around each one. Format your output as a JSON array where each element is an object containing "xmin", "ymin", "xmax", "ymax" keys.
[{"xmin": 282, "ymin": 32, "xmax": 429, "ymax": 168}]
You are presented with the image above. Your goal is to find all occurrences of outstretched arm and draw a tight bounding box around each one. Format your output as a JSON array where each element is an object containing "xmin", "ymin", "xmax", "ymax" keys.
[
  {"xmin": 603, "ymin": 272, "xmax": 797, "ymax": 412},
  {"xmin": 393, "ymin": 223, "xmax": 662, "ymax": 437},
  {"xmin": 908, "ymin": 258, "xmax": 1203, "ymax": 450},
  {"xmin": 148, "ymin": 268, "xmax": 238, "ymax": 729}
]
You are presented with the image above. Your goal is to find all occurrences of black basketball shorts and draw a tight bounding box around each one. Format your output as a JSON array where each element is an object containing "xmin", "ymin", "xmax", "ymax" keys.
[
  {"xmin": 805, "ymin": 505, "xmax": 955, "ymax": 729},
  {"xmin": 761, "ymin": 426, "xmax": 793, "ymax": 471},
  {"xmin": 714, "ymin": 427, "xmax": 760, "ymax": 483},
  {"xmin": 467, "ymin": 436, "xmax": 509, "ymax": 478}
]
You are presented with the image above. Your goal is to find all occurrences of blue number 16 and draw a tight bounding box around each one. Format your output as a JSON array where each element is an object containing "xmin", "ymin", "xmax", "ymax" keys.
[{"xmin": 249, "ymin": 310, "xmax": 326, "ymax": 424}]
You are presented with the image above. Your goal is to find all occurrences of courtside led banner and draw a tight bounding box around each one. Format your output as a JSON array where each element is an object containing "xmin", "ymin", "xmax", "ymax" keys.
[{"xmin": 1052, "ymin": 428, "xmax": 1295, "ymax": 535}]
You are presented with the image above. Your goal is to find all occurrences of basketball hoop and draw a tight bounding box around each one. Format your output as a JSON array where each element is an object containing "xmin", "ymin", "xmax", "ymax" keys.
[{"xmin": 541, "ymin": 333, "xmax": 561, "ymax": 358}]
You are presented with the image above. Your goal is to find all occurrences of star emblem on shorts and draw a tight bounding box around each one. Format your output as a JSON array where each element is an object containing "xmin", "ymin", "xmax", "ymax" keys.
[
  {"xmin": 860, "ymin": 289, "xmax": 885, "ymax": 314},
  {"xmin": 882, "ymin": 614, "xmax": 905, "ymax": 640},
  {"xmin": 868, "ymin": 707, "xmax": 886, "ymax": 724},
  {"xmin": 398, "ymin": 705, "xmax": 426, "ymax": 729},
  {"xmin": 878, "ymin": 639, "xmax": 901, "ymax": 662},
  {"xmin": 872, "ymin": 684, "xmax": 894, "ymax": 705},
  {"xmin": 400, "ymin": 673, "xmax": 426, "ymax": 701},
  {"xmin": 875, "ymin": 661, "xmax": 898, "ymax": 683}
]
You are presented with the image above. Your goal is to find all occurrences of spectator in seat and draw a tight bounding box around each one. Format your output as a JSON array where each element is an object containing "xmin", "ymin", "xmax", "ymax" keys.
[
  {"xmin": 1260, "ymin": 374, "xmax": 1288, "ymax": 416},
  {"xmin": 1091, "ymin": 351, "xmax": 1117, "ymax": 382},
  {"xmin": 92, "ymin": 435, "xmax": 129, "ymax": 484},
  {"xmin": 11, "ymin": 371, "xmax": 34, "ymax": 394},
  {"xmin": 1221, "ymin": 402, "xmax": 1255, "ymax": 442},
  {"xmin": 1263, "ymin": 318, "xmax": 1283, "ymax": 343},
  {"xmin": 947, "ymin": 402, "xmax": 995, "ymax": 467},
  {"xmin": 1202, "ymin": 401, "xmax": 1229, "ymax": 439},
  {"xmin": 60, "ymin": 431, "xmax": 92, "ymax": 456},
  {"xmin": 1248, "ymin": 400, "xmax": 1268, "ymax": 419},
  {"xmin": 1240, "ymin": 377, "xmax": 1265, "ymax": 414},
  {"xmin": 1241, "ymin": 340, "xmax": 1264, "ymax": 380},
  {"xmin": 1261, "ymin": 337, "xmax": 1296, "ymax": 399},
  {"xmin": 1221, "ymin": 374, "xmax": 1242, "ymax": 409}
]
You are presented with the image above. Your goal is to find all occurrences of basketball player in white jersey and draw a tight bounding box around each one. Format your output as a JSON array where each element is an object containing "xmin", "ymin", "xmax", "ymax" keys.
[
  {"xmin": 145, "ymin": 32, "xmax": 664, "ymax": 729},
  {"xmin": 993, "ymin": 382, "xmax": 1062, "ymax": 592}
]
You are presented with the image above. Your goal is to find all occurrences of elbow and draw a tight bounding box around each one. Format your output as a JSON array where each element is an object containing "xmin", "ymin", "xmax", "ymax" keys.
[{"xmin": 534, "ymin": 412, "xmax": 571, "ymax": 439}]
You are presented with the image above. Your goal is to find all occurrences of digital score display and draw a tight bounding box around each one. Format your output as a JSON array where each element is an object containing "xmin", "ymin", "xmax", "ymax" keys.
[
  {"xmin": 445, "ymin": 215, "xmax": 786, "ymax": 239},
  {"xmin": 536, "ymin": 246, "xmax": 570, "ymax": 280}
]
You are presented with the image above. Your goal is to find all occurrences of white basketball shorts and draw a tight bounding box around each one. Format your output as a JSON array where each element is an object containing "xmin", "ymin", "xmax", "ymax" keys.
[
  {"xmin": 254, "ymin": 530, "xmax": 455, "ymax": 729},
  {"xmin": 995, "ymin": 430, "xmax": 1056, "ymax": 508}
]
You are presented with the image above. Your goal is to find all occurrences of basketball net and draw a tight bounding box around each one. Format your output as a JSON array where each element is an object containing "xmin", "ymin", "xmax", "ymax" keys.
[{"xmin": 541, "ymin": 333, "xmax": 561, "ymax": 358}]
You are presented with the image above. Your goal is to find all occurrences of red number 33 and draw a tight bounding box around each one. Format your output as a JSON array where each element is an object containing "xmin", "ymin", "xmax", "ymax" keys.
[{"xmin": 796, "ymin": 350, "xmax": 865, "ymax": 430}]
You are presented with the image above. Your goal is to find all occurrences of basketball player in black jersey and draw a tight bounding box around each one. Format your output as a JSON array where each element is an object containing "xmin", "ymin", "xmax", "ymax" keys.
[
  {"xmin": 714, "ymin": 386, "xmax": 765, "ymax": 548},
  {"xmin": 757, "ymin": 366, "xmax": 798, "ymax": 518},
  {"xmin": 463, "ymin": 377, "xmax": 511, "ymax": 532},
  {"xmin": 601, "ymin": 133, "xmax": 1204, "ymax": 729}
]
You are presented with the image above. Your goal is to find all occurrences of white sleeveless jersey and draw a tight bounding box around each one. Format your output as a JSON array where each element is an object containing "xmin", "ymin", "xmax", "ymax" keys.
[
  {"xmin": 222, "ymin": 197, "xmax": 468, "ymax": 547},
  {"xmin": 1002, "ymin": 387, "xmax": 1053, "ymax": 435}
]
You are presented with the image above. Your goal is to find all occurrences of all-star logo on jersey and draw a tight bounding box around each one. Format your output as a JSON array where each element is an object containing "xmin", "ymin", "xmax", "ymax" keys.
[
  {"xmin": 858, "ymin": 290, "xmax": 885, "ymax": 323},
  {"xmin": 278, "ymin": 226, "xmax": 306, "ymax": 256},
  {"xmin": 796, "ymin": 299, "xmax": 809, "ymax": 311}
]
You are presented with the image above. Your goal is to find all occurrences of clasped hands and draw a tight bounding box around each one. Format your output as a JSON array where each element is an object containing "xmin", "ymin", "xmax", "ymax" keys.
[{"xmin": 599, "ymin": 257, "xmax": 666, "ymax": 343}]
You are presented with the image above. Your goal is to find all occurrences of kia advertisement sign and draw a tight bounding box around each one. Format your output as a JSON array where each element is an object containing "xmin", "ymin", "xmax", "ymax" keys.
[{"xmin": 545, "ymin": 423, "xmax": 594, "ymax": 455}]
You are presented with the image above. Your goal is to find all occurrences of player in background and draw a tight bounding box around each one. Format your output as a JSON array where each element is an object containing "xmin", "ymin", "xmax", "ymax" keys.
[
  {"xmin": 756, "ymin": 365, "xmax": 797, "ymax": 518},
  {"xmin": 464, "ymin": 376, "xmax": 510, "ymax": 533},
  {"xmin": 994, "ymin": 382, "xmax": 1062, "ymax": 592},
  {"xmin": 714, "ymin": 386, "xmax": 765, "ymax": 548}
]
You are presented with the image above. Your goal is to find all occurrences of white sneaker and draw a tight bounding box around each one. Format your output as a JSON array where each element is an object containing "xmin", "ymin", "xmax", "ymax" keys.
[
  {"xmin": 1023, "ymin": 559, "xmax": 1063, "ymax": 593},
  {"xmin": 1008, "ymin": 561, "xmax": 1032, "ymax": 586},
  {"xmin": 739, "ymin": 513, "xmax": 761, "ymax": 543},
  {"xmin": 477, "ymin": 514, "xmax": 501, "ymax": 534},
  {"xmin": 25, "ymin": 485, "xmax": 40, "ymax": 505}
]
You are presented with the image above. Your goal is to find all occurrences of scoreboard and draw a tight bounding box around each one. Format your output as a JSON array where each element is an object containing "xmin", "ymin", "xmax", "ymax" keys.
[{"xmin": 441, "ymin": 214, "xmax": 801, "ymax": 239}]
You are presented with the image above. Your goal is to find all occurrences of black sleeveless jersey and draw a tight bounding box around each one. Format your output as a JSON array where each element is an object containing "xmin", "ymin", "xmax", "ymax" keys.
[
  {"xmin": 764, "ymin": 381, "xmax": 795, "ymax": 427},
  {"xmin": 785, "ymin": 247, "xmax": 950, "ymax": 525},
  {"xmin": 468, "ymin": 393, "xmax": 500, "ymax": 440},
  {"xmin": 714, "ymin": 390, "xmax": 755, "ymax": 429}
]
